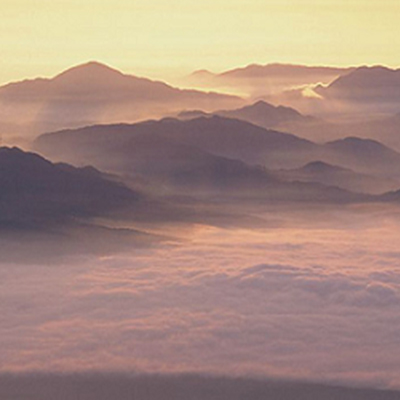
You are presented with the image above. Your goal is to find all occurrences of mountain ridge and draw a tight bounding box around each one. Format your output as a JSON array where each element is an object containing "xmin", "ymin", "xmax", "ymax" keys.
[{"xmin": 0, "ymin": 61, "xmax": 244, "ymax": 139}]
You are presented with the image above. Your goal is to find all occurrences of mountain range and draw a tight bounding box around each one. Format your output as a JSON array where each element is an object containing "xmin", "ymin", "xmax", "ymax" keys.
[
  {"xmin": 184, "ymin": 63, "xmax": 353, "ymax": 98},
  {"xmin": 34, "ymin": 116, "xmax": 400, "ymax": 199},
  {"xmin": 276, "ymin": 161, "xmax": 399, "ymax": 195},
  {"xmin": 178, "ymin": 100, "xmax": 318, "ymax": 134},
  {"xmin": 0, "ymin": 61, "xmax": 243, "ymax": 142},
  {"xmin": 34, "ymin": 116, "xmax": 316, "ymax": 171},
  {"xmin": 178, "ymin": 99, "xmax": 400, "ymax": 158},
  {"xmin": 0, "ymin": 147, "xmax": 142, "ymax": 229},
  {"xmin": 313, "ymin": 66, "xmax": 400, "ymax": 115}
]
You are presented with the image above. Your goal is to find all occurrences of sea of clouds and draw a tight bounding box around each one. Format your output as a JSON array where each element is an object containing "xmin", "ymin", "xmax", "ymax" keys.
[{"xmin": 1, "ymin": 206, "xmax": 400, "ymax": 391}]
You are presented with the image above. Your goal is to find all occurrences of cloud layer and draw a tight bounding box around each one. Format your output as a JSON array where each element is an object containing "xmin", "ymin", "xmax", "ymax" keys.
[{"xmin": 1, "ymin": 207, "xmax": 400, "ymax": 389}]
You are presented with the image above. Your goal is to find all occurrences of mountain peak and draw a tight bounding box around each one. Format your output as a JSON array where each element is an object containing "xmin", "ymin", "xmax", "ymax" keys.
[
  {"xmin": 0, "ymin": 146, "xmax": 52, "ymax": 167},
  {"xmin": 299, "ymin": 161, "xmax": 349, "ymax": 173},
  {"xmin": 328, "ymin": 137, "xmax": 385, "ymax": 147},
  {"xmin": 53, "ymin": 61, "xmax": 125, "ymax": 83},
  {"xmin": 251, "ymin": 100, "xmax": 275, "ymax": 109},
  {"xmin": 190, "ymin": 69, "xmax": 215, "ymax": 77},
  {"xmin": 219, "ymin": 100, "xmax": 304, "ymax": 126}
]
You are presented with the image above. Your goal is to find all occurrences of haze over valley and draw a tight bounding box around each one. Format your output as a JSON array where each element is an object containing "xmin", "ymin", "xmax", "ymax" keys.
[{"xmin": 2, "ymin": 1, "xmax": 400, "ymax": 398}]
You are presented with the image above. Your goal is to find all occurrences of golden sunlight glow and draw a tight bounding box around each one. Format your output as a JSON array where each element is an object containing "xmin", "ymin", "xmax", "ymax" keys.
[{"xmin": 1, "ymin": 0, "xmax": 400, "ymax": 84}]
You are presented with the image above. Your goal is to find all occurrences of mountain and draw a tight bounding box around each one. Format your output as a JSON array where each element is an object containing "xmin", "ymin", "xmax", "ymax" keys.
[
  {"xmin": 245, "ymin": 109, "xmax": 400, "ymax": 150},
  {"xmin": 310, "ymin": 112, "xmax": 400, "ymax": 151},
  {"xmin": 35, "ymin": 116, "xmax": 318, "ymax": 170},
  {"xmin": 276, "ymin": 161, "xmax": 399, "ymax": 195},
  {"xmin": 185, "ymin": 63, "xmax": 353, "ymax": 98},
  {"xmin": 349, "ymin": 112, "xmax": 400, "ymax": 151},
  {"xmin": 0, "ymin": 147, "xmax": 141, "ymax": 229},
  {"xmin": 35, "ymin": 115, "xmax": 400, "ymax": 180},
  {"xmin": 218, "ymin": 100, "xmax": 312, "ymax": 126},
  {"xmin": 315, "ymin": 66, "xmax": 400, "ymax": 114},
  {"xmin": 187, "ymin": 69, "xmax": 216, "ymax": 83},
  {"xmin": 178, "ymin": 100, "xmax": 315, "ymax": 131},
  {"xmin": 36, "ymin": 125, "xmax": 280, "ymax": 195},
  {"xmin": 34, "ymin": 117, "xmax": 308, "ymax": 189},
  {"xmin": 178, "ymin": 109, "xmax": 211, "ymax": 120},
  {"xmin": 320, "ymin": 137, "xmax": 400, "ymax": 177},
  {"xmin": 33, "ymin": 118, "xmax": 375, "ymax": 204},
  {"xmin": 0, "ymin": 61, "xmax": 243, "ymax": 141},
  {"xmin": 380, "ymin": 188, "xmax": 400, "ymax": 202},
  {"xmin": 177, "ymin": 101, "xmax": 348, "ymax": 145},
  {"xmin": 219, "ymin": 64, "xmax": 350, "ymax": 81}
]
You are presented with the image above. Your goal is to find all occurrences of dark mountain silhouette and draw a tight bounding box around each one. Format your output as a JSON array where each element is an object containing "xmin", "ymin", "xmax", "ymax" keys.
[
  {"xmin": 0, "ymin": 61, "xmax": 243, "ymax": 140},
  {"xmin": 276, "ymin": 161, "xmax": 399, "ymax": 194},
  {"xmin": 0, "ymin": 147, "xmax": 141, "ymax": 229}
]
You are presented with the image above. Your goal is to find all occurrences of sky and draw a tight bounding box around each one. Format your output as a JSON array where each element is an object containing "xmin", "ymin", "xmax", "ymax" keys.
[{"xmin": 1, "ymin": 0, "xmax": 400, "ymax": 84}]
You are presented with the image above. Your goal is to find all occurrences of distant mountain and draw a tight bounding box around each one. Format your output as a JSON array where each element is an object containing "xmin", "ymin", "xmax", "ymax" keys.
[
  {"xmin": 315, "ymin": 66, "xmax": 400, "ymax": 114},
  {"xmin": 0, "ymin": 61, "xmax": 243, "ymax": 140},
  {"xmin": 178, "ymin": 109, "xmax": 211, "ymax": 120},
  {"xmin": 39, "ymin": 127, "xmax": 281, "ymax": 195},
  {"xmin": 219, "ymin": 100, "xmax": 311, "ymax": 126},
  {"xmin": 0, "ymin": 147, "xmax": 141, "ymax": 229},
  {"xmin": 380, "ymin": 188, "xmax": 400, "ymax": 202},
  {"xmin": 35, "ymin": 116, "xmax": 400, "ymax": 180},
  {"xmin": 34, "ymin": 118, "xmax": 375, "ymax": 204},
  {"xmin": 219, "ymin": 64, "xmax": 350, "ymax": 80},
  {"xmin": 349, "ymin": 113, "xmax": 400, "ymax": 152},
  {"xmin": 316, "ymin": 66, "xmax": 400, "ymax": 100},
  {"xmin": 308, "ymin": 112, "xmax": 400, "ymax": 151},
  {"xmin": 250, "ymin": 109, "xmax": 400, "ymax": 150},
  {"xmin": 178, "ymin": 100, "xmax": 315, "ymax": 131},
  {"xmin": 35, "ymin": 116, "xmax": 317, "ymax": 170},
  {"xmin": 185, "ymin": 63, "xmax": 353, "ymax": 98},
  {"xmin": 320, "ymin": 137, "xmax": 400, "ymax": 177},
  {"xmin": 187, "ymin": 69, "xmax": 216, "ymax": 83},
  {"xmin": 276, "ymin": 161, "xmax": 399, "ymax": 195},
  {"xmin": 297, "ymin": 161, "xmax": 351, "ymax": 174}
]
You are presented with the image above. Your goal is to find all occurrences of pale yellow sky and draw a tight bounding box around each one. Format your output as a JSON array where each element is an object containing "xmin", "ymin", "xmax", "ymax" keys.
[{"xmin": 1, "ymin": 0, "xmax": 400, "ymax": 84}]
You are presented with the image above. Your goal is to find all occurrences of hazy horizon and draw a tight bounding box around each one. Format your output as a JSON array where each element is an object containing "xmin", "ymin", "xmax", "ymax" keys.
[
  {"xmin": 2, "ymin": 0, "xmax": 400, "ymax": 85},
  {"xmin": 1, "ymin": 59, "xmax": 400, "ymax": 88}
]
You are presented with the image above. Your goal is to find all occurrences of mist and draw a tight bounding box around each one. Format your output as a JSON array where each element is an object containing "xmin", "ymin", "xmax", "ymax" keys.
[
  {"xmin": 1, "ymin": 205, "xmax": 400, "ymax": 392},
  {"xmin": 1, "ymin": 53, "xmax": 400, "ymax": 400}
]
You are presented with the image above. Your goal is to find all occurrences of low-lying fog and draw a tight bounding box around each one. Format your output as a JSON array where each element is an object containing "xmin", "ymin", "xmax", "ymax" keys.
[{"xmin": 1, "ymin": 204, "xmax": 400, "ymax": 391}]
